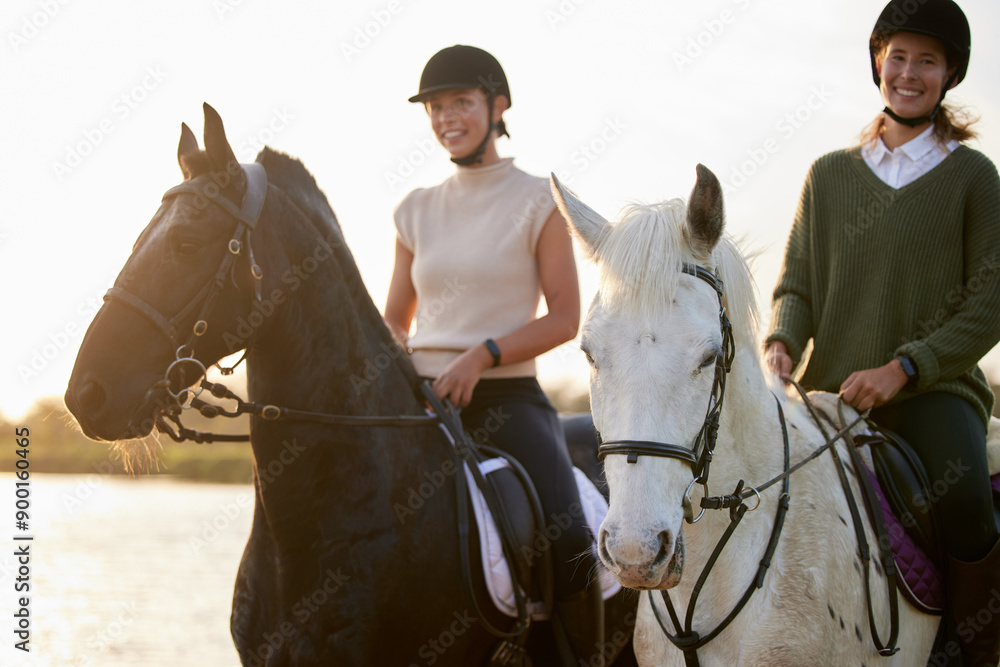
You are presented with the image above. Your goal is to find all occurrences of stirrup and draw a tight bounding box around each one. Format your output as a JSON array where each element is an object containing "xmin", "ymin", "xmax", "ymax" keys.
[{"xmin": 488, "ymin": 639, "xmax": 529, "ymax": 666}]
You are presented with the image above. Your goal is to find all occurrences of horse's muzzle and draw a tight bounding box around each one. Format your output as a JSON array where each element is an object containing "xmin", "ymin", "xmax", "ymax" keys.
[{"xmin": 599, "ymin": 524, "xmax": 685, "ymax": 590}]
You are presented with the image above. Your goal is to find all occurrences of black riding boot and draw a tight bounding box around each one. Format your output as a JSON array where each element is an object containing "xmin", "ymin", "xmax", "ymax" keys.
[
  {"xmin": 948, "ymin": 537, "xmax": 1000, "ymax": 667},
  {"xmin": 553, "ymin": 576, "xmax": 605, "ymax": 667}
]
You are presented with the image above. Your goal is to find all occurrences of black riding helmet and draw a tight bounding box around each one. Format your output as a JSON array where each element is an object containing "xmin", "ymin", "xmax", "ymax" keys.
[
  {"xmin": 869, "ymin": 0, "xmax": 971, "ymax": 127},
  {"xmin": 409, "ymin": 45, "xmax": 510, "ymax": 166}
]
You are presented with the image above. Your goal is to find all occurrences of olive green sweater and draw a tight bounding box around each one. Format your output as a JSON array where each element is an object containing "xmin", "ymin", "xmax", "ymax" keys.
[{"xmin": 767, "ymin": 146, "xmax": 1000, "ymax": 426}]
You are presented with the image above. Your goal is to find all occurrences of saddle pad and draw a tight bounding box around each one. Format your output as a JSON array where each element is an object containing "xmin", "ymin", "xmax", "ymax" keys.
[
  {"xmin": 865, "ymin": 459, "xmax": 1000, "ymax": 614},
  {"xmin": 864, "ymin": 466, "xmax": 944, "ymax": 613},
  {"xmin": 466, "ymin": 459, "xmax": 621, "ymax": 619}
]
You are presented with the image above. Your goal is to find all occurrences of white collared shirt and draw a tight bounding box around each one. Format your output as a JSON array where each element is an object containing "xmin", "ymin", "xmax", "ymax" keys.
[{"xmin": 862, "ymin": 125, "xmax": 960, "ymax": 188}]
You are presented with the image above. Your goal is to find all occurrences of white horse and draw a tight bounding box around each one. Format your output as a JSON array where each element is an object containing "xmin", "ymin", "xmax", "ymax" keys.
[{"xmin": 550, "ymin": 165, "xmax": 942, "ymax": 666}]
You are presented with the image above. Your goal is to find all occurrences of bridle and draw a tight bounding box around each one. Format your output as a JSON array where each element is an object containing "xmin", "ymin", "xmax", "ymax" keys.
[
  {"xmin": 597, "ymin": 263, "xmax": 735, "ymax": 522},
  {"xmin": 104, "ymin": 163, "xmax": 268, "ymax": 411}
]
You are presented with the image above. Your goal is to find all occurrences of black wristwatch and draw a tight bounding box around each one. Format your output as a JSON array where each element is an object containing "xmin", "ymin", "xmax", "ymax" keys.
[
  {"xmin": 483, "ymin": 339, "xmax": 502, "ymax": 368},
  {"xmin": 896, "ymin": 355, "xmax": 918, "ymax": 385}
]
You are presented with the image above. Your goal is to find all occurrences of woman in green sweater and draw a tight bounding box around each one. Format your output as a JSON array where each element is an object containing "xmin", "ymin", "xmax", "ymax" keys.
[{"xmin": 765, "ymin": 1, "xmax": 1000, "ymax": 663}]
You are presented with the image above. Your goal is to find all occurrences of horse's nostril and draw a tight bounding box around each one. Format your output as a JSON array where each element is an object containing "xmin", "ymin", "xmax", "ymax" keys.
[
  {"xmin": 658, "ymin": 529, "xmax": 674, "ymax": 560},
  {"xmin": 76, "ymin": 381, "xmax": 108, "ymax": 415}
]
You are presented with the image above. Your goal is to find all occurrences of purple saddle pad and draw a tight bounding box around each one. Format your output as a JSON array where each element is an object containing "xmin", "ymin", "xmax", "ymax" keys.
[{"xmin": 864, "ymin": 469, "xmax": 1000, "ymax": 614}]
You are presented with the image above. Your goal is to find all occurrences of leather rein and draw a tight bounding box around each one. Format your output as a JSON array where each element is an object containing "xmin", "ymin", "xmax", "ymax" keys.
[{"xmin": 594, "ymin": 264, "xmax": 896, "ymax": 666}]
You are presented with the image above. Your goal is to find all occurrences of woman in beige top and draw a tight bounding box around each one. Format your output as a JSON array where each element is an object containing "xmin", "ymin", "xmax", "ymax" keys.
[{"xmin": 384, "ymin": 44, "xmax": 604, "ymax": 666}]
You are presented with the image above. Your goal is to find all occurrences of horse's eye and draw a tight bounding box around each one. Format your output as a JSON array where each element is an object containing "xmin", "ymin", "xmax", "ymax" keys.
[
  {"xmin": 176, "ymin": 241, "xmax": 201, "ymax": 255},
  {"xmin": 581, "ymin": 343, "xmax": 596, "ymax": 367},
  {"xmin": 698, "ymin": 353, "xmax": 717, "ymax": 370}
]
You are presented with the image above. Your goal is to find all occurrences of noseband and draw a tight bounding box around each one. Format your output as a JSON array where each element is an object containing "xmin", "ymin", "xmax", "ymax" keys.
[
  {"xmin": 596, "ymin": 263, "xmax": 735, "ymax": 516},
  {"xmin": 103, "ymin": 163, "xmax": 268, "ymax": 404}
]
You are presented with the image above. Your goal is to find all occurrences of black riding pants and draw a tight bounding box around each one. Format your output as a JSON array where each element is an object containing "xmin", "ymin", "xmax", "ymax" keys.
[
  {"xmin": 460, "ymin": 377, "xmax": 596, "ymax": 599},
  {"xmin": 871, "ymin": 391, "xmax": 998, "ymax": 562}
]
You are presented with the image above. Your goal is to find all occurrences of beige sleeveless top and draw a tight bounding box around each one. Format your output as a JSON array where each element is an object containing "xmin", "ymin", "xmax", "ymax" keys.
[{"xmin": 394, "ymin": 158, "xmax": 556, "ymax": 378}]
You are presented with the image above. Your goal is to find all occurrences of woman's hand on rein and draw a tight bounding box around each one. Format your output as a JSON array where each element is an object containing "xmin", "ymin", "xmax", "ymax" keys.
[
  {"xmin": 839, "ymin": 359, "xmax": 909, "ymax": 413},
  {"xmin": 765, "ymin": 341, "xmax": 793, "ymax": 378},
  {"xmin": 432, "ymin": 345, "xmax": 494, "ymax": 408}
]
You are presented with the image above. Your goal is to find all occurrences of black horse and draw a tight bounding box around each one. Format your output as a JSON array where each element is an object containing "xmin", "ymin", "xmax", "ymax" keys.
[{"xmin": 65, "ymin": 104, "xmax": 637, "ymax": 666}]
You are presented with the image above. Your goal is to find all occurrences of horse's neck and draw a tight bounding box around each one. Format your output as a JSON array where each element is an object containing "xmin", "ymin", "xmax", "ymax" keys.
[
  {"xmin": 255, "ymin": 291, "xmax": 409, "ymax": 411},
  {"xmin": 243, "ymin": 213, "xmax": 416, "ymax": 419}
]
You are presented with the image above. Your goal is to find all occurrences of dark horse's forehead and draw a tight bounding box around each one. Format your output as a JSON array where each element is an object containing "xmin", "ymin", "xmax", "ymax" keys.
[{"xmin": 130, "ymin": 175, "xmax": 243, "ymax": 252}]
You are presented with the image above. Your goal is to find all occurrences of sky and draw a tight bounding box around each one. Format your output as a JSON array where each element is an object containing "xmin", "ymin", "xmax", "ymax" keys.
[{"xmin": 2, "ymin": 0, "xmax": 1000, "ymax": 421}]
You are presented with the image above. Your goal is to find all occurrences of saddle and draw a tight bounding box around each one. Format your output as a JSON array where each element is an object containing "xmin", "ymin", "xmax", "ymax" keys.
[
  {"xmin": 466, "ymin": 458, "xmax": 620, "ymax": 619},
  {"xmin": 417, "ymin": 382, "xmax": 617, "ymax": 660},
  {"xmin": 854, "ymin": 425, "xmax": 1000, "ymax": 614}
]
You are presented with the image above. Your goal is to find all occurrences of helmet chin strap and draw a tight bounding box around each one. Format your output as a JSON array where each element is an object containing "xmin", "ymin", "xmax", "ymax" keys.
[
  {"xmin": 451, "ymin": 95, "xmax": 497, "ymax": 167},
  {"xmin": 882, "ymin": 104, "xmax": 940, "ymax": 128}
]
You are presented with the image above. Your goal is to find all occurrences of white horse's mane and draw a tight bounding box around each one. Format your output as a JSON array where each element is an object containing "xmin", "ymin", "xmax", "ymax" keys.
[{"xmin": 593, "ymin": 198, "xmax": 760, "ymax": 351}]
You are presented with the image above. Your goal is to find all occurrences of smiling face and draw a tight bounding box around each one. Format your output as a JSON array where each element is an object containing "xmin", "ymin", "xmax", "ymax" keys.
[
  {"xmin": 424, "ymin": 88, "xmax": 505, "ymax": 165},
  {"xmin": 877, "ymin": 31, "xmax": 954, "ymax": 122}
]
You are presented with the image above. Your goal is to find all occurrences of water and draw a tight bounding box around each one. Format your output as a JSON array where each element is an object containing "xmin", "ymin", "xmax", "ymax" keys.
[{"xmin": 1, "ymin": 474, "xmax": 253, "ymax": 667}]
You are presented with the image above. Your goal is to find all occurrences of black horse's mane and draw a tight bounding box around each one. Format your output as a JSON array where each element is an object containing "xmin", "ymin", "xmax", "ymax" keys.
[
  {"xmin": 253, "ymin": 146, "xmax": 421, "ymax": 391},
  {"xmin": 256, "ymin": 147, "xmax": 342, "ymax": 240}
]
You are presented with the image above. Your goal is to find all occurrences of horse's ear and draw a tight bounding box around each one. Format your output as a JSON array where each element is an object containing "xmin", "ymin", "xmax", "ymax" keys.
[
  {"xmin": 550, "ymin": 173, "xmax": 608, "ymax": 259},
  {"xmin": 202, "ymin": 103, "xmax": 245, "ymax": 198},
  {"xmin": 685, "ymin": 164, "xmax": 725, "ymax": 258},
  {"xmin": 177, "ymin": 122, "xmax": 200, "ymax": 180}
]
